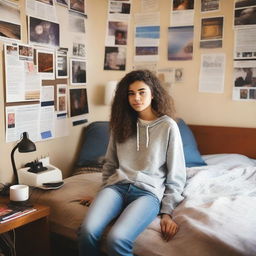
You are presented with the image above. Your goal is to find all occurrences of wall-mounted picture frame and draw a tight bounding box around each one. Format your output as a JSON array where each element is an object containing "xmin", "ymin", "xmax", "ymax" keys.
[
  {"xmin": 37, "ymin": 49, "xmax": 55, "ymax": 80},
  {"xmin": 69, "ymin": 88, "xmax": 89, "ymax": 117},
  {"xmin": 70, "ymin": 58, "xmax": 86, "ymax": 85},
  {"xmin": 69, "ymin": 0, "xmax": 86, "ymax": 16},
  {"xmin": 56, "ymin": 48, "xmax": 68, "ymax": 78},
  {"xmin": 29, "ymin": 16, "xmax": 60, "ymax": 47}
]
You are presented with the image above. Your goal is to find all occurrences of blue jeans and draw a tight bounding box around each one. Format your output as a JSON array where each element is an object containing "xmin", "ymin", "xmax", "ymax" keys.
[{"xmin": 78, "ymin": 183, "xmax": 160, "ymax": 256}]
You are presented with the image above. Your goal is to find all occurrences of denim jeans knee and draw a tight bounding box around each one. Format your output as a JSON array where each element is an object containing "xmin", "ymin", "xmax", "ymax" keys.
[
  {"xmin": 79, "ymin": 184, "xmax": 160, "ymax": 256},
  {"xmin": 105, "ymin": 185, "xmax": 160, "ymax": 256}
]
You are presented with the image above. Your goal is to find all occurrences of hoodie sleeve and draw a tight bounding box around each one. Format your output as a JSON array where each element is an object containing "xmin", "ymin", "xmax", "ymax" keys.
[
  {"xmin": 102, "ymin": 133, "xmax": 119, "ymax": 186},
  {"xmin": 160, "ymin": 122, "xmax": 186, "ymax": 215}
]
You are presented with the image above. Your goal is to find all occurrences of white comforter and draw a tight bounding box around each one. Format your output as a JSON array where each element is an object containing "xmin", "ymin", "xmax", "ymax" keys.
[
  {"xmin": 31, "ymin": 164, "xmax": 256, "ymax": 256},
  {"xmin": 135, "ymin": 165, "xmax": 256, "ymax": 256}
]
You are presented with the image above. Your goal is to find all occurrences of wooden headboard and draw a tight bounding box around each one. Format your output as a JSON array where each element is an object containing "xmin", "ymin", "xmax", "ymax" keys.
[{"xmin": 189, "ymin": 125, "xmax": 256, "ymax": 159}]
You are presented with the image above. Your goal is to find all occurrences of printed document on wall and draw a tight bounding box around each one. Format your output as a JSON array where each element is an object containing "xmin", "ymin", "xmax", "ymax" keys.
[
  {"xmin": 39, "ymin": 86, "xmax": 55, "ymax": 140},
  {"xmin": 234, "ymin": 28, "xmax": 256, "ymax": 60},
  {"xmin": 199, "ymin": 53, "xmax": 225, "ymax": 93},
  {"xmin": 4, "ymin": 43, "xmax": 41, "ymax": 103},
  {"xmin": 26, "ymin": 0, "xmax": 57, "ymax": 22},
  {"xmin": 5, "ymin": 104, "xmax": 40, "ymax": 143}
]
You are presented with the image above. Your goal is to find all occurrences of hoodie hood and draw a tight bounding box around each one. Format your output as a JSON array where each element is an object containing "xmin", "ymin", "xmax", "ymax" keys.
[{"xmin": 136, "ymin": 115, "xmax": 170, "ymax": 151}]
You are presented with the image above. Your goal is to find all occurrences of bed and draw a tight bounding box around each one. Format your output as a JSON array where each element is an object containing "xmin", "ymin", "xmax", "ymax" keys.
[{"xmin": 30, "ymin": 120, "xmax": 256, "ymax": 256}]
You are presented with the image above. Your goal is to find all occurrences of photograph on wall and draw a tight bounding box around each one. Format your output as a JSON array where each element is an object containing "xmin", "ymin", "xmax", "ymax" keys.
[
  {"xmin": 57, "ymin": 84, "xmax": 68, "ymax": 113},
  {"xmin": 104, "ymin": 46, "xmax": 126, "ymax": 70},
  {"xmin": 171, "ymin": 0, "xmax": 194, "ymax": 26},
  {"xmin": 106, "ymin": 21, "xmax": 128, "ymax": 46},
  {"xmin": 0, "ymin": 0, "xmax": 21, "ymax": 41},
  {"xmin": 0, "ymin": 20, "xmax": 21, "ymax": 41},
  {"xmin": 249, "ymin": 88, "xmax": 256, "ymax": 99},
  {"xmin": 233, "ymin": 60, "xmax": 256, "ymax": 88},
  {"xmin": 37, "ymin": 49, "xmax": 55, "ymax": 80},
  {"xmin": 234, "ymin": 28, "xmax": 256, "ymax": 59},
  {"xmin": 73, "ymin": 42, "xmax": 85, "ymax": 57},
  {"xmin": 234, "ymin": 2, "xmax": 256, "ymax": 28},
  {"xmin": 56, "ymin": 48, "xmax": 68, "ymax": 78},
  {"xmin": 7, "ymin": 112, "xmax": 15, "ymax": 129},
  {"xmin": 109, "ymin": 1, "xmax": 131, "ymax": 15},
  {"xmin": 200, "ymin": 16, "xmax": 223, "ymax": 48},
  {"xmin": 168, "ymin": 26, "xmax": 194, "ymax": 61},
  {"xmin": 69, "ymin": 88, "xmax": 89, "ymax": 117},
  {"xmin": 70, "ymin": 58, "xmax": 86, "ymax": 85},
  {"xmin": 18, "ymin": 44, "xmax": 33, "ymax": 61},
  {"xmin": 69, "ymin": 0, "xmax": 86, "ymax": 16},
  {"xmin": 56, "ymin": 0, "xmax": 68, "ymax": 7},
  {"xmin": 175, "ymin": 68, "xmax": 184, "ymax": 83},
  {"xmin": 201, "ymin": 0, "xmax": 220, "ymax": 12},
  {"xmin": 29, "ymin": 16, "xmax": 60, "ymax": 47},
  {"xmin": 234, "ymin": 67, "xmax": 256, "ymax": 87},
  {"xmin": 172, "ymin": 0, "xmax": 194, "ymax": 10}
]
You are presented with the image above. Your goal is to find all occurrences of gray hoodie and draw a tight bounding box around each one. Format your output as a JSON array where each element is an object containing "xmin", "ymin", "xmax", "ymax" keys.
[{"xmin": 102, "ymin": 115, "xmax": 186, "ymax": 215}]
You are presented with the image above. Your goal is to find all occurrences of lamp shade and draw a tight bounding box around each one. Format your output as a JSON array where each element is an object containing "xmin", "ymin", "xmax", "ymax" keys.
[
  {"xmin": 18, "ymin": 132, "xmax": 36, "ymax": 152},
  {"xmin": 104, "ymin": 80, "xmax": 118, "ymax": 105}
]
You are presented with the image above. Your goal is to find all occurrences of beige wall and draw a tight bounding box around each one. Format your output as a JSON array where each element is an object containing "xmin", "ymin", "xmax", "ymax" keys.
[{"xmin": 0, "ymin": 0, "xmax": 255, "ymax": 184}]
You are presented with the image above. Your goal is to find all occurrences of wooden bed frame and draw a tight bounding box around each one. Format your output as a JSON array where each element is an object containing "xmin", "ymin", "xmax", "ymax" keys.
[{"xmin": 189, "ymin": 125, "xmax": 256, "ymax": 159}]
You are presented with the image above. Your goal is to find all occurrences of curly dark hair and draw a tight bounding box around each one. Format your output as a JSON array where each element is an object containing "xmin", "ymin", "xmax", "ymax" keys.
[{"xmin": 110, "ymin": 70, "xmax": 176, "ymax": 143}]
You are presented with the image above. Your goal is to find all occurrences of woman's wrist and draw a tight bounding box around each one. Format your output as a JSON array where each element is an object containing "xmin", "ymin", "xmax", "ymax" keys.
[{"xmin": 161, "ymin": 213, "xmax": 172, "ymax": 219}]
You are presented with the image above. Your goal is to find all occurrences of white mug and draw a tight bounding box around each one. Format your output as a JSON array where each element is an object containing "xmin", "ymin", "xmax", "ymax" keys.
[{"xmin": 10, "ymin": 184, "xmax": 29, "ymax": 201}]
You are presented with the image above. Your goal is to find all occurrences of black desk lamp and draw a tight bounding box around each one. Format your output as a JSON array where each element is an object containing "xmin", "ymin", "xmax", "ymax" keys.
[{"xmin": 11, "ymin": 132, "xmax": 36, "ymax": 184}]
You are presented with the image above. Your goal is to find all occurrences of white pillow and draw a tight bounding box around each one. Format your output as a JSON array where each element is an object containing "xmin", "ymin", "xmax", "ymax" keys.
[{"xmin": 202, "ymin": 154, "xmax": 256, "ymax": 168}]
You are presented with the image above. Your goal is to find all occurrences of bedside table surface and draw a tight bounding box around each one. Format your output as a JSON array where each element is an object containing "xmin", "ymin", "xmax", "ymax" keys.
[{"xmin": 0, "ymin": 198, "xmax": 50, "ymax": 234}]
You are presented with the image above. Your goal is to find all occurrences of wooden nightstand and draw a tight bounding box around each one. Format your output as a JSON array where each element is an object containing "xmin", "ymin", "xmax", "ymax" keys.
[{"xmin": 0, "ymin": 198, "xmax": 51, "ymax": 256}]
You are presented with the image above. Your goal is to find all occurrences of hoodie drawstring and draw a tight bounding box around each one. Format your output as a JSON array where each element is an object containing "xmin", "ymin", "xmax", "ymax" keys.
[
  {"xmin": 146, "ymin": 125, "xmax": 149, "ymax": 148},
  {"xmin": 137, "ymin": 122, "xmax": 140, "ymax": 151}
]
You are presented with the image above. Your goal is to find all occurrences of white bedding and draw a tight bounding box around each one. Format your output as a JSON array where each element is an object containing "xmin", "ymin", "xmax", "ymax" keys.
[{"xmin": 30, "ymin": 163, "xmax": 256, "ymax": 256}]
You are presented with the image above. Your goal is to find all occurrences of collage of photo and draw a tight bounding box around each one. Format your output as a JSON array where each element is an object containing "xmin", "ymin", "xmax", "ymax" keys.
[
  {"xmin": 103, "ymin": 0, "xmax": 131, "ymax": 71},
  {"xmin": 233, "ymin": 0, "xmax": 256, "ymax": 101},
  {"xmin": 1, "ymin": 0, "xmax": 89, "ymax": 142}
]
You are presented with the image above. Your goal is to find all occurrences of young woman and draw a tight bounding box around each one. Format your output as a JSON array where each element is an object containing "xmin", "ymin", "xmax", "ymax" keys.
[{"xmin": 78, "ymin": 70, "xmax": 186, "ymax": 256}]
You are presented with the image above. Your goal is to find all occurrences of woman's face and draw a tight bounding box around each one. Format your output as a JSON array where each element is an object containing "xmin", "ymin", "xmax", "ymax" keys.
[{"xmin": 128, "ymin": 81, "xmax": 153, "ymax": 115}]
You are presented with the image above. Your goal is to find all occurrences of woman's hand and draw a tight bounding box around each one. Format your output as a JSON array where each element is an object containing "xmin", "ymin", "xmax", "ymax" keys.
[{"xmin": 160, "ymin": 214, "xmax": 179, "ymax": 242}]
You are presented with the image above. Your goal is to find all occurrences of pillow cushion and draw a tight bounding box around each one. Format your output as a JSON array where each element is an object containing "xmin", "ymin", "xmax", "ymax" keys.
[
  {"xmin": 177, "ymin": 119, "xmax": 207, "ymax": 168},
  {"xmin": 76, "ymin": 121, "xmax": 110, "ymax": 168}
]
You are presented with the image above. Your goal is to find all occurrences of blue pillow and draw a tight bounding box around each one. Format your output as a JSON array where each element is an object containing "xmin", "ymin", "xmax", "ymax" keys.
[
  {"xmin": 76, "ymin": 121, "xmax": 110, "ymax": 167},
  {"xmin": 177, "ymin": 119, "xmax": 207, "ymax": 167}
]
